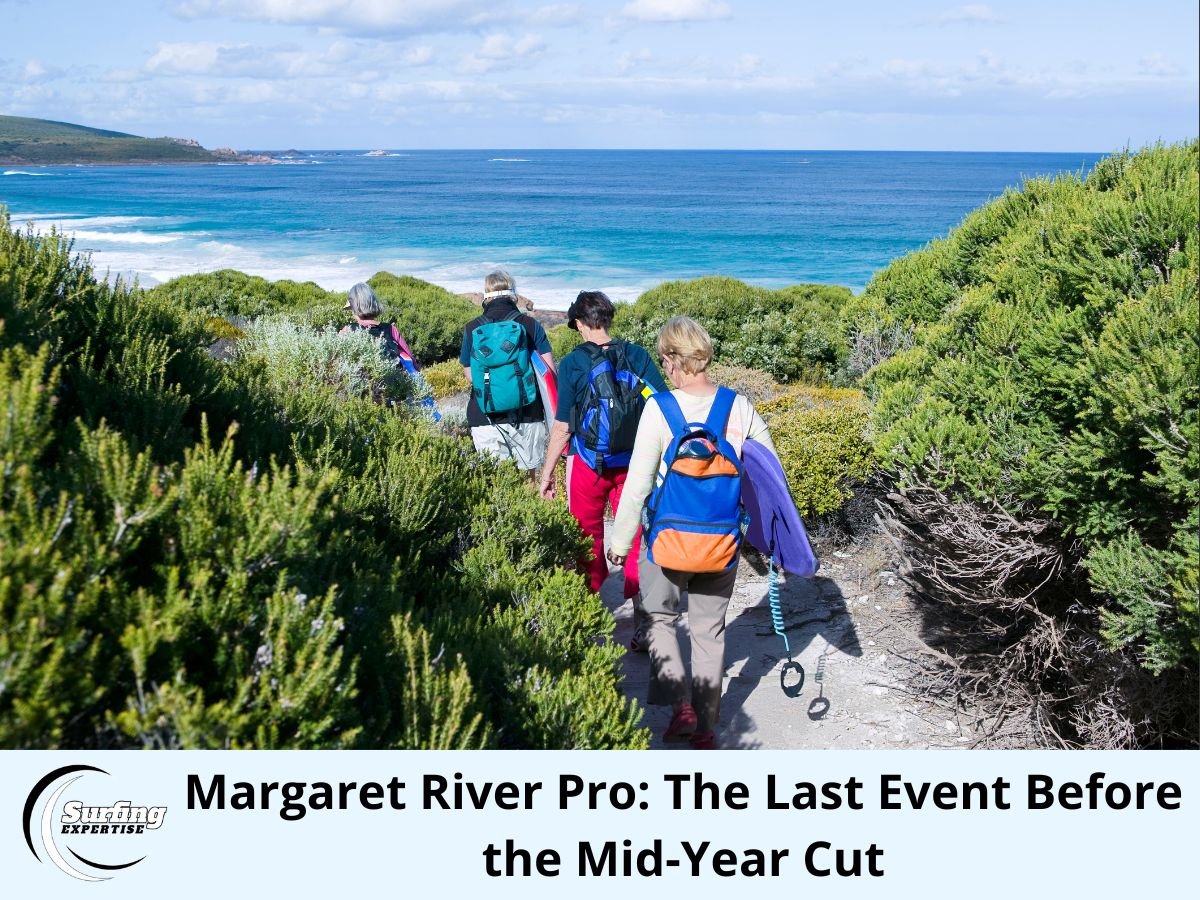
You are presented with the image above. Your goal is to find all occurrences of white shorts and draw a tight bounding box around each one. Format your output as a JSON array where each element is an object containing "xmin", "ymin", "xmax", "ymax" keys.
[{"xmin": 471, "ymin": 420, "xmax": 549, "ymax": 471}]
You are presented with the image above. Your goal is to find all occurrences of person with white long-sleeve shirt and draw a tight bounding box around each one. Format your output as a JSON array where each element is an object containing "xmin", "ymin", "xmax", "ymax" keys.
[{"xmin": 608, "ymin": 316, "xmax": 779, "ymax": 749}]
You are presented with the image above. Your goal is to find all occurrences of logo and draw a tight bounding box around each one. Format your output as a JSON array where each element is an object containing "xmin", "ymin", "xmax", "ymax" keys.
[{"xmin": 23, "ymin": 765, "xmax": 167, "ymax": 882}]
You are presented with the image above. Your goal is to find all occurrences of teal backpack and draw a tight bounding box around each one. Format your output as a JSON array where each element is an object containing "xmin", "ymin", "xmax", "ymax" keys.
[{"xmin": 470, "ymin": 312, "xmax": 538, "ymax": 415}]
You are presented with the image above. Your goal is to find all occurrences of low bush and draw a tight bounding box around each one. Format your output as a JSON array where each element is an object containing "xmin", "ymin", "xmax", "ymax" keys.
[
  {"xmin": 757, "ymin": 387, "xmax": 876, "ymax": 519},
  {"xmin": 614, "ymin": 276, "xmax": 852, "ymax": 382},
  {"xmin": 548, "ymin": 324, "xmax": 582, "ymax": 360},
  {"xmin": 708, "ymin": 363, "xmax": 782, "ymax": 406},
  {"xmin": 144, "ymin": 269, "xmax": 478, "ymax": 366},
  {"xmin": 422, "ymin": 359, "xmax": 470, "ymax": 398},
  {"xmin": 860, "ymin": 141, "xmax": 1199, "ymax": 746},
  {"xmin": 144, "ymin": 269, "xmax": 338, "ymax": 320}
]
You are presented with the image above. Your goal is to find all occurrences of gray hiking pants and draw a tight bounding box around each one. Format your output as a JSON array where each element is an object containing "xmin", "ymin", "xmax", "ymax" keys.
[{"xmin": 638, "ymin": 545, "xmax": 737, "ymax": 734}]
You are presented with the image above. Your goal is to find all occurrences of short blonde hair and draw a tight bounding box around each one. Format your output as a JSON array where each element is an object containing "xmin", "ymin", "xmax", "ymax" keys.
[{"xmin": 657, "ymin": 316, "xmax": 713, "ymax": 375}]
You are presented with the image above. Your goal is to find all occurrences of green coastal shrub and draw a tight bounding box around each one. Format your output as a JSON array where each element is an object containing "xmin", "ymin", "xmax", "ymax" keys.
[
  {"xmin": 548, "ymin": 323, "xmax": 582, "ymax": 359},
  {"xmin": 422, "ymin": 359, "xmax": 470, "ymax": 398},
  {"xmin": 238, "ymin": 320, "xmax": 435, "ymax": 415},
  {"xmin": 0, "ymin": 210, "xmax": 647, "ymax": 750},
  {"xmin": 758, "ymin": 387, "xmax": 876, "ymax": 518},
  {"xmin": 709, "ymin": 363, "xmax": 782, "ymax": 406},
  {"xmin": 860, "ymin": 141, "xmax": 1199, "ymax": 746},
  {"xmin": 614, "ymin": 276, "xmax": 852, "ymax": 382},
  {"xmin": 144, "ymin": 269, "xmax": 339, "ymax": 320},
  {"xmin": 145, "ymin": 269, "xmax": 477, "ymax": 365}
]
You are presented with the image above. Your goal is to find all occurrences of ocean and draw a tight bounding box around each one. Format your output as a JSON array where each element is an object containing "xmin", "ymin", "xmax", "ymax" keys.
[{"xmin": 2, "ymin": 150, "xmax": 1103, "ymax": 309}]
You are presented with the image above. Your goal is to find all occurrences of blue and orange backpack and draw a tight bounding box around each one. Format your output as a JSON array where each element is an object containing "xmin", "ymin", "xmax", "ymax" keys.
[{"xmin": 641, "ymin": 386, "xmax": 749, "ymax": 573}]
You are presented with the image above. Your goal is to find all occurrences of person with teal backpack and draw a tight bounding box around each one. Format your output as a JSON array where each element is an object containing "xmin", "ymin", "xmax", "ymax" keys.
[{"xmin": 460, "ymin": 270, "xmax": 555, "ymax": 473}]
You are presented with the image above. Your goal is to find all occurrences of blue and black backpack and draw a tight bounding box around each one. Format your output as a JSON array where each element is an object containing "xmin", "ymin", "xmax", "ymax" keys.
[
  {"xmin": 571, "ymin": 340, "xmax": 650, "ymax": 471},
  {"xmin": 640, "ymin": 387, "xmax": 748, "ymax": 573}
]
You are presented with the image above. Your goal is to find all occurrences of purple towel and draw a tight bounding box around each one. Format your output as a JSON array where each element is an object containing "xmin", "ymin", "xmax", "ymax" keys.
[{"xmin": 742, "ymin": 439, "xmax": 819, "ymax": 576}]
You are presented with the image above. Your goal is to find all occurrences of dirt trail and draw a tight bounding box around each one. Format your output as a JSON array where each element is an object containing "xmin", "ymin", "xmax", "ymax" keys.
[
  {"xmin": 434, "ymin": 393, "xmax": 980, "ymax": 749},
  {"xmin": 601, "ymin": 529, "xmax": 980, "ymax": 750}
]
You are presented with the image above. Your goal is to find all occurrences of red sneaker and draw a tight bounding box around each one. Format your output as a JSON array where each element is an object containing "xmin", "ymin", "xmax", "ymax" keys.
[
  {"xmin": 663, "ymin": 704, "xmax": 697, "ymax": 742},
  {"xmin": 629, "ymin": 623, "xmax": 649, "ymax": 654},
  {"xmin": 690, "ymin": 731, "xmax": 716, "ymax": 750}
]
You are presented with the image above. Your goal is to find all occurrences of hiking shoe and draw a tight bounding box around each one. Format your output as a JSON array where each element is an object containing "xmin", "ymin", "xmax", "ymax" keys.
[
  {"xmin": 663, "ymin": 704, "xmax": 697, "ymax": 742},
  {"xmin": 690, "ymin": 731, "xmax": 716, "ymax": 750},
  {"xmin": 629, "ymin": 623, "xmax": 649, "ymax": 654}
]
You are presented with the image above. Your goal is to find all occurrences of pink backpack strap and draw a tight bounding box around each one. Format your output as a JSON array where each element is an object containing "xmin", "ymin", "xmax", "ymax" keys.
[{"xmin": 390, "ymin": 324, "xmax": 417, "ymax": 368}]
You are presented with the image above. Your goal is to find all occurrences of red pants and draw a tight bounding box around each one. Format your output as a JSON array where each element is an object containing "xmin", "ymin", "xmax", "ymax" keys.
[{"xmin": 568, "ymin": 455, "xmax": 641, "ymax": 599}]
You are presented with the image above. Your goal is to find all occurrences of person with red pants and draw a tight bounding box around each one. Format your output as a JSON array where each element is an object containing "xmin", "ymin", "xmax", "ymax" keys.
[{"xmin": 538, "ymin": 291, "xmax": 668, "ymax": 651}]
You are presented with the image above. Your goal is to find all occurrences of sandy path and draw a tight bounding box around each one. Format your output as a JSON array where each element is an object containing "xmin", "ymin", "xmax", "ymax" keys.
[{"xmin": 601, "ymin": 530, "xmax": 977, "ymax": 750}]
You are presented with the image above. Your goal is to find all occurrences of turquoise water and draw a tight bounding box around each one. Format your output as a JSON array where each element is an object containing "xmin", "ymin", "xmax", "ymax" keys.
[{"xmin": 2, "ymin": 150, "xmax": 1102, "ymax": 308}]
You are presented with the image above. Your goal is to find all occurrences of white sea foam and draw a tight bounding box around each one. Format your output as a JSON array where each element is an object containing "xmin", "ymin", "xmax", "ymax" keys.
[
  {"xmin": 3, "ymin": 170, "xmax": 55, "ymax": 176},
  {"xmin": 14, "ymin": 213, "xmax": 185, "ymax": 229},
  {"xmin": 72, "ymin": 236, "xmax": 643, "ymax": 309},
  {"xmin": 70, "ymin": 229, "xmax": 183, "ymax": 245},
  {"xmin": 15, "ymin": 211, "xmax": 647, "ymax": 310},
  {"xmin": 489, "ymin": 158, "xmax": 530, "ymax": 163}
]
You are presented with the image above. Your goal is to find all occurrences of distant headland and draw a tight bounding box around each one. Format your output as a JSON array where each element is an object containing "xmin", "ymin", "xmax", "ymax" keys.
[{"xmin": 0, "ymin": 115, "xmax": 273, "ymax": 166}]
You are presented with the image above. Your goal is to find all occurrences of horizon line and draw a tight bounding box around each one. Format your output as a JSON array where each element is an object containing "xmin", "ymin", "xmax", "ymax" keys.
[{"xmin": 240, "ymin": 146, "xmax": 1114, "ymax": 154}]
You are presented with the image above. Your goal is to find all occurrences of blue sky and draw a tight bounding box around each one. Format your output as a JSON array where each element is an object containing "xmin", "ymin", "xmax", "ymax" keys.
[{"xmin": 1, "ymin": 0, "xmax": 1195, "ymax": 150}]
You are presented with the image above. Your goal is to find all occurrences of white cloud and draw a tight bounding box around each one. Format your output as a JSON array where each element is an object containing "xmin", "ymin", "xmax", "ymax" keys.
[
  {"xmin": 1138, "ymin": 53, "xmax": 1182, "ymax": 78},
  {"xmin": 927, "ymin": 4, "xmax": 1003, "ymax": 26},
  {"xmin": 146, "ymin": 42, "xmax": 225, "ymax": 75},
  {"xmin": 621, "ymin": 0, "xmax": 730, "ymax": 24},
  {"xmin": 462, "ymin": 32, "xmax": 546, "ymax": 72},
  {"xmin": 142, "ymin": 39, "xmax": 433, "ymax": 80},
  {"xmin": 616, "ymin": 48, "xmax": 655, "ymax": 74},
  {"xmin": 21, "ymin": 60, "xmax": 49, "ymax": 82},
  {"xmin": 731, "ymin": 53, "xmax": 764, "ymax": 78},
  {"xmin": 174, "ymin": 0, "xmax": 503, "ymax": 34},
  {"xmin": 528, "ymin": 4, "xmax": 583, "ymax": 26},
  {"xmin": 404, "ymin": 46, "xmax": 436, "ymax": 66}
]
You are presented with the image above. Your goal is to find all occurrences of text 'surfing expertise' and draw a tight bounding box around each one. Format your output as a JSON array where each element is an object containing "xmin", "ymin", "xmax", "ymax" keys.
[{"xmin": 187, "ymin": 770, "xmax": 1183, "ymax": 880}]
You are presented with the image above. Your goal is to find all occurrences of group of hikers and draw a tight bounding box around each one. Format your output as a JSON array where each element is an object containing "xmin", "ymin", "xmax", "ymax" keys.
[{"xmin": 344, "ymin": 270, "xmax": 781, "ymax": 751}]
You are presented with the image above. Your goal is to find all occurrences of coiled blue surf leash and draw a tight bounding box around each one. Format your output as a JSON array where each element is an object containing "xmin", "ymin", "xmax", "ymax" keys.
[{"xmin": 767, "ymin": 529, "xmax": 805, "ymax": 698}]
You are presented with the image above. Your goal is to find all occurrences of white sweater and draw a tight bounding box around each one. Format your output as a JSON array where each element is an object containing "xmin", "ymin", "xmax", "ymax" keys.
[{"xmin": 610, "ymin": 388, "xmax": 778, "ymax": 557}]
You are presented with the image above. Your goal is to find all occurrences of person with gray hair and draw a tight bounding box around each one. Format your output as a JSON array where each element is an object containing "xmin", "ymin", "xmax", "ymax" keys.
[
  {"xmin": 344, "ymin": 281, "xmax": 384, "ymax": 320},
  {"xmin": 460, "ymin": 269, "xmax": 555, "ymax": 473},
  {"xmin": 340, "ymin": 281, "xmax": 418, "ymax": 364}
]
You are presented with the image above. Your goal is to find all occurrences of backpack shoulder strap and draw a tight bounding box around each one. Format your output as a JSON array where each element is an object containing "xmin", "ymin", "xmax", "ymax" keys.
[
  {"xmin": 704, "ymin": 386, "xmax": 737, "ymax": 435},
  {"xmin": 651, "ymin": 391, "xmax": 688, "ymax": 439},
  {"xmin": 580, "ymin": 341, "xmax": 606, "ymax": 362}
]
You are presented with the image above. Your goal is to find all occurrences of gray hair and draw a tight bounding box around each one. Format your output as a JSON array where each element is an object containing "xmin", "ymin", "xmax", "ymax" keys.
[
  {"xmin": 483, "ymin": 269, "xmax": 516, "ymax": 301},
  {"xmin": 346, "ymin": 282, "xmax": 383, "ymax": 319}
]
